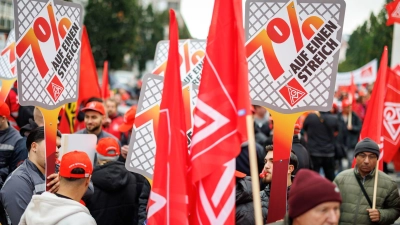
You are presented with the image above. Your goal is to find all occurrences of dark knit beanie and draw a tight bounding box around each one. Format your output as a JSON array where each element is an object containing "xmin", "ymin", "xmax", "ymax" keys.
[
  {"xmin": 354, "ymin": 138, "xmax": 380, "ymax": 158},
  {"xmin": 288, "ymin": 169, "xmax": 342, "ymax": 219}
]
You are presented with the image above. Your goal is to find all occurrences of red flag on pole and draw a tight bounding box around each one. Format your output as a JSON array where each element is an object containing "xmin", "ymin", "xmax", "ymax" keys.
[
  {"xmin": 75, "ymin": 26, "xmax": 101, "ymax": 130},
  {"xmin": 146, "ymin": 9, "xmax": 188, "ymax": 225},
  {"xmin": 348, "ymin": 72, "xmax": 356, "ymax": 103},
  {"xmin": 382, "ymin": 69, "xmax": 400, "ymax": 164},
  {"xmin": 353, "ymin": 47, "xmax": 389, "ymax": 170},
  {"xmin": 101, "ymin": 61, "xmax": 110, "ymax": 99},
  {"xmin": 189, "ymin": 0, "xmax": 251, "ymax": 223},
  {"xmin": 386, "ymin": 0, "xmax": 400, "ymax": 26}
]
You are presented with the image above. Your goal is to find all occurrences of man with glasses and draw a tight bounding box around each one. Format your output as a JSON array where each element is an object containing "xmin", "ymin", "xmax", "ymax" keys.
[{"xmin": 334, "ymin": 138, "xmax": 400, "ymax": 225}]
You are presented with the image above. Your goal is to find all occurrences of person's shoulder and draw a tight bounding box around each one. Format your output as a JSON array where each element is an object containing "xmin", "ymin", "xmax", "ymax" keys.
[
  {"xmin": 58, "ymin": 212, "xmax": 97, "ymax": 225},
  {"xmin": 335, "ymin": 169, "xmax": 354, "ymax": 181},
  {"xmin": 377, "ymin": 170, "xmax": 396, "ymax": 184},
  {"xmin": 74, "ymin": 129, "xmax": 86, "ymax": 134},
  {"xmin": 1, "ymin": 163, "xmax": 32, "ymax": 193}
]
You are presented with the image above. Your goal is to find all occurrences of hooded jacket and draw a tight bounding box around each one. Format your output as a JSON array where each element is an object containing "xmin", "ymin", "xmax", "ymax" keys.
[
  {"xmin": 19, "ymin": 192, "xmax": 96, "ymax": 225},
  {"xmin": 86, "ymin": 161, "xmax": 150, "ymax": 225}
]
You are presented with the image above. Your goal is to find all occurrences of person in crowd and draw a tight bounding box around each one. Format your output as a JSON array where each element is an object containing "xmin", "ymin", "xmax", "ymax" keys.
[
  {"xmin": 303, "ymin": 111, "xmax": 338, "ymax": 181},
  {"xmin": 75, "ymin": 97, "xmax": 104, "ymax": 131},
  {"xmin": 253, "ymin": 105, "xmax": 271, "ymax": 147},
  {"xmin": 75, "ymin": 101, "xmax": 119, "ymax": 144},
  {"xmin": 291, "ymin": 124, "xmax": 311, "ymax": 173},
  {"xmin": 268, "ymin": 169, "xmax": 342, "ymax": 225},
  {"xmin": 0, "ymin": 102, "xmax": 26, "ymax": 188},
  {"xmin": 86, "ymin": 137, "xmax": 150, "ymax": 225},
  {"xmin": 118, "ymin": 105, "xmax": 137, "ymax": 162},
  {"xmin": 337, "ymin": 98, "xmax": 362, "ymax": 168},
  {"xmin": 103, "ymin": 98, "xmax": 124, "ymax": 139},
  {"xmin": 260, "ymin": 145, "xmax": 298, "ymax": 219},
  {"xmin": 0, "ymin": 127, "xmax": 61, "ymax": 225},
  {"xmin": 334, "ymin": 138, "xmax": 400, "ymax": 225},
  {"xmin": 19, "ymin": 151, "xmax": 96, "ymax": 225},
  {"xmin": 235, "ymin": 170, "xmax": 268, "ymax": 224}
]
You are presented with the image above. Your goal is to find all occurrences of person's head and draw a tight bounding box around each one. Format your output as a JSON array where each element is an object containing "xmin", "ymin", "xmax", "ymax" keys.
[
  {"xmin": 0, "ymin": 102, "xmax": 10, "ymax": 130},
  {"xmin": 105, "ymin": 98, "xmax": 118, "ymax": 117},
  {"xmin": 27, "ymin": 127, "xmax": 62, "ymax": 173},
  {"xmin": 81, "ymin": 102, "xmax": 106, "ymax": 134},
  {"xmin": 59, "ymin": 151, "xmax": 93, "ymax": 201},
  {"xmin": 96, "ymin": 137, "xmax": 120, "ymax": 165},
  {"xmin": 262, "ymin": 145, "xmax": 298, "ymax": 184},
  {"xmin": 118, "ymin": 105, "xmax": 137, "ymax": 133},
  {"xmin": 354, "ymin": 138, "xmax": 380, "ymax": 176},
  {"xmin": 289, "ymin": 169, "xmax": 342, "ymax": 225},
  {"xmin": 253, "ymin": 105, "xmax": 266, "ymax": 118},
  {"xmin": 33, "ymin": 107, "xmax": 44, "ymax": 126},
  {"xmin": 341, "ymin": 99, "xmax": 351, "ymax": 115}
]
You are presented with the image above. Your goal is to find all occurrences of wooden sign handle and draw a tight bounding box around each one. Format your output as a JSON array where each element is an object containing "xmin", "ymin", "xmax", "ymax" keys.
[
  {"xmin": 0, "ymin": 78, "xmax": 17, "ymax": 102},
  {"xmin": 39, "ymin": 107, "xmax": 62, "ymax": 191},
  {"xmin": 266, "ymin": 109, "xmax": 304, "ymax": 224}
]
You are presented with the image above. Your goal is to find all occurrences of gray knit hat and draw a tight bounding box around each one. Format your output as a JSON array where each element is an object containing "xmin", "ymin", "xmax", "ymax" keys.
[{"xmin": 354, "ymin": 138, "xmax": 380, "ymax": 158}]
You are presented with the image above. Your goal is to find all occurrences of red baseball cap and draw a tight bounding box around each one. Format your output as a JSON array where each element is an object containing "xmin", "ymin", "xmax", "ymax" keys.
[
  {"xmin": 342, "ymin": 99, "xmax": 351, "ymax": 108},
  {"xmin": 96, "ymin": 137, "xmax": 120, "ymax": 158},
  {"xmin": 81, "ymin": 102, "xmax": 105, "ymax": 115},
  {"xmin": 0, "ymin": 102, "xmax": 10, "ymax": 119},
  {"xmin": 118, "ymin": 106, "xmax": 137, "ymax": 132},
  {"xmin": 59, "ymin": 151, "xmax": 93, "ymax": 178}
]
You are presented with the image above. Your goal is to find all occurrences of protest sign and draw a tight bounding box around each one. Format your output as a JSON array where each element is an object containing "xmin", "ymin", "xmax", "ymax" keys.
[
  {"xmin": 0, "ymin": 29, "xmax": 16, "ymax": 102},
  {"xmin": 60, "ymin": 134, "xmax": 97, "ymax": 165},
  {"xmin": 153, "ymin": 39, "xmax": 205, "ymax": 85},
  {"xmin": 13, "ymin": 0, "xmax": 83, "ymax": 188},
  {"xmin": 125, "ymin": 73, "xmax": 198, "ymax": 179},
  {"xmin": 245, "ymin": 0, "xmax": 346, "ymax": 222}
]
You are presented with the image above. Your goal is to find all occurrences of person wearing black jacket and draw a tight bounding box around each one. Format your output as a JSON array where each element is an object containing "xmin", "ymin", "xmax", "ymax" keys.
[
  {"xmin": 86, "ymin": 137, "xmax": 150, "ymax": 225},
  {"xmin": 303, "ymin": 111, "xmax": 338, "ymax": 181}
]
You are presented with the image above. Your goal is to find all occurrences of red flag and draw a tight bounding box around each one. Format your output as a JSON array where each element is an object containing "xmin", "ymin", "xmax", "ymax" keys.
[
  {"xmin": 394, "ymin": 64, "xmax": 400, "ymax": 75},
  {"xmin": 382, "ymin": 69, "xmax": 400, "ymax": 163},
  {"xmin": 189, "ymin": 0, "xmax": 251, "ymax": 223},
  {"xmin": 74, "ymin": 26, "xmax": 101, "ymax": 130},
  {"xmin": 58, "ymin": 107, "xmax": 70, "ymax": 133},
  {"xmin": 101, "ymin": 61, "xmax": 110, "ymax": 99},
  {"xmin": 146, "ymin": 9, "xmax": 188, "ymax": 225},
  {"xmin": 353, "ymin": 47, "xmax": 388, "ymax": 170},
  {"xmin": 386, "ymin": 0, "xmax": 400, "ymax": 26}
]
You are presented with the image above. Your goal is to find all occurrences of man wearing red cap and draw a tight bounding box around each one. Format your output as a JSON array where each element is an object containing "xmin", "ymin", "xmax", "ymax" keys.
[
  {"xmin": 268, "ymin": 169, "xmax": 342, "ymax": 225},
  {"xmin": 85, "ymin": 137, "xmax": 150, "ymax": 225},
  {"xmin": 334, "ymin": 138, "xmax": 400, "ymax": 225},
  {"xmin": 75, "ymin": 101, "xmax": 120, "ymax": 145},
  {"xmin": 0, "ymin": 102, "xmax": 26, "ymax": 188},
  {"xmin": 19, "ymin": 151, "xmax": 96, "ymax": 225},
  {"xmin": 337, "ymin": 98, "xmax": 361, "ymax": 168},
  {"xmin": 118, "ymin": 105, "xmax": 137, "ymax": 161}
]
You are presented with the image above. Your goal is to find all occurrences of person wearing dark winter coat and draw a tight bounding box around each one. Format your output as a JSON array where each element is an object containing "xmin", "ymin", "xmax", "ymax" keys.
[
  {"xmin": 260, "ymin": 145, "xmax": 298, "ymax": 221},
  {"xmin": 235, "ymin": 171, "xmax": 268, "ymax": 225},
  {"xmin": 334, "ymin": 138, "xmax": 400, "ymax": 225},
  {"xmin": 85, "ymin": 137, "xmax": 150, "ymax": 225}
]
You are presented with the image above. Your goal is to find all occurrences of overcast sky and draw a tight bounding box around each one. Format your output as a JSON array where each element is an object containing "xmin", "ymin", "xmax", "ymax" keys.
[{"xmin": 181, "ymin": 0, "xmax": 386, "ymax": 39}]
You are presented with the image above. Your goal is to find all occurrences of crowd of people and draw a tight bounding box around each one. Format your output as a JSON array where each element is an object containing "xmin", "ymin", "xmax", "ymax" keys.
[{"xmin": 0, "ymin": 83, "xmax": 399, "ymax": 225}]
